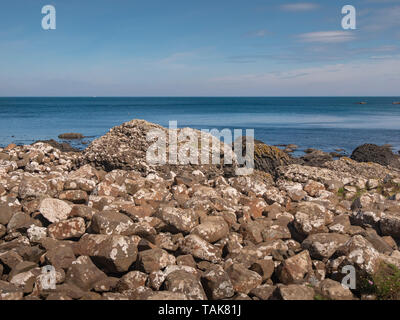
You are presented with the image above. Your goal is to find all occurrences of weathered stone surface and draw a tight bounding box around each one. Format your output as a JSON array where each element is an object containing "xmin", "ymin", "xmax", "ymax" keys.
[
  {"xmin": 351, "ymin": 144, "xmax": 400, "ymax": 169},
  {"xmin": 48, "ymin": 218, "xmax": 86, "ymax": 240},
  {"xmin": 180, "ymin": 235, "xmax": 221, "ymax": 263},
  {"xmin": 302, "ymin": 233, "xmax": 350, "ymax": 260},
  {"xmin": 294, "ymin": 202, "xmax": 333, "ymax": 236},
  {"xmin": 138, "ymin": 248, "xmax": 176, "ymax": 273},
  {"xmin": 156, "ymin": 207, "xmax": 198, "ymax": 233},
  {"xmin": 0, "ymin": 204, "xmax": 13, "ymax": 225},
  {"xmin": 39, "ymin": 198, "xmax": 72, "ymax": 223},
  {"xmin": 278, "ymin": 250, "xmax": 313, "ymax": 284},
  {"xmin": 91, "ymin": 210, "xmax": 134, "ymax": 235},
  {"xmin": 164, "ymin": 270, "xmax": 207, "ymax": 300},
  {"xmin": 59, "ymin": 190, "xmax": 88, "ymax": 204},
  {"xmin": 190, "ymin": 219, "xmax": 229, "ymax": 243},
  {"xmin": 317, "ymin": 279, "xmax": 354, "ymax": 300},
  {"xmin": 116, "ymin": 271, "xmax": 148, "ymax": 292},
  {"xmin": 202, "ymin": 265, "xmax": 235, "ymax": 300},
  {"xmin": 65, "ymin": 256, "xmax": 107, "ymax": 291},
  {"xmin": 275, "ymin": 284, "xmax": 315, "ymax": 300},
  {"xmin": 0, "ymin": 280, "xmax": 24, "ymax": 300},
  {"xmin": 226, "ymin": 264, "xmax": 262, "ymax": 294},
  {"xmin": 78, "ymin": 234, "xmax": 138, "ymax": 273},
  {"xmin": 380, "ymin": 213, "xmax": 400, "ymax": 239}
]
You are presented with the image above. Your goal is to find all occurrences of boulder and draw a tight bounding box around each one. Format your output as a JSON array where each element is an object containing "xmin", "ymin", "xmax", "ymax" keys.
[
  {"xmin": 351, "ymin": 144, "xmax": 400, "ymax": 169},
  {"xmin": 39, "ymin": 198, "xmax": 72, "ymax": 223}
]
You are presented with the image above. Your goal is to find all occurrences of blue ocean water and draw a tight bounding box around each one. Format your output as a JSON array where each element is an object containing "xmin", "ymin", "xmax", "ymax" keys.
[{"xmin": 1, "ymin": 97, "xmax": 400, "ymax": 156}]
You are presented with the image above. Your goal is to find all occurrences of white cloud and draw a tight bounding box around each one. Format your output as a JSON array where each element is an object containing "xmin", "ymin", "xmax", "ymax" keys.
[
  {"xmin": 297, "ymin": 31, "xmax": 356, "ymax": 43},
  {"xmin": 244, "ymin": 29, "xmax": 269, "ymax": 38},
  {"xmin": 280, "ymin": 3, "xmax": 319, "ymax": 11}
]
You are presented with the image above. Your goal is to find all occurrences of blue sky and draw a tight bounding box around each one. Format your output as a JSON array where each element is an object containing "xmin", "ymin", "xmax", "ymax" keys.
[{"xmin": 0, "ymin": 0, "xmax": 399, "ymax": 96}]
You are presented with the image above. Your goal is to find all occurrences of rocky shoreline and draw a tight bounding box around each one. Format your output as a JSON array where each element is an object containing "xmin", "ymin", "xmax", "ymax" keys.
[{"xmin": 1, "ymin": 119, "xmax": 400, "ymax": 300}]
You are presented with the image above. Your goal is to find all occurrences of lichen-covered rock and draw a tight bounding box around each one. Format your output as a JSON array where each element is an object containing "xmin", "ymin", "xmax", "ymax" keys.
[
  {"xmin": 39, "ymin": 198, "xmax": 72, "ymax": 223},
  {"xmin": 302, "ymin": 233, "xmax": 350, "ymax": 260},
  {"xmin": 180, "ymin": 235, "xmax": 221, "ymax": 263},
  {"xmin": 316, "ymin": 279, "xmax": 354, "ymax": 300},
  {"xmin": 48, "ymin": 218, "xmax": 86, "ymax": 240},
  {"xmin": 202, "ymin": 265, "xmax": 235, "ymax": 300},
  {"xmin": 91, "ymin": 210, "xmax": 134, "ymax": 235},
  {"xmin": 275, "ymin": 284, "xmax": 314, "ymax": 300},
  {"xmin": 164, "ymin": 270, "xmax": 207, "ymax": 300},
  {"xmin": 65, "ymin": 256, "xmax": 107, "ymax": 291},
  {"xmin": 138, "ymin": 248, "xmax": 176, "ymax": 273},
  {"xmin": 226, "ymin": 263, "xmax": 262, "ymax": 294},
  {"xmin": 78, "ymin": 234, "xmax": 138, "ymax": 273},
  {"xmin": 278, "ymin": 250, "xmax": 313, "ymax": 284}
]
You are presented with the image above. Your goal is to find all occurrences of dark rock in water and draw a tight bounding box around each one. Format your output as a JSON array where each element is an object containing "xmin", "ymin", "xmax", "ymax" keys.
[
  {"xmin": 253, "ymin": 140, "xmax": 295, "ymax": 177},
  {"xmin": 300, "ymin": 149, "xmax": 333, "ymax": 167},
  {"xmin": 351, "ymin": 144, "xmax": 400, "ymax": 169},
  {"xmin": 32, "ymin": 139, "xmax": 81, "ymax": 153},
  {"xmin": 330, "ymin": 152, "xmax": 344, "ymax": 158},
  {"xmin": 393, "ymin": 101, "xmax": 400, "ymax": 105},
  {"xmin": 357, "ymin": 102, "xmax": 367, "ymax": 105},
  {"xmin": 58, "ymin": 133, "xmax": 84, "ymax": 140}
]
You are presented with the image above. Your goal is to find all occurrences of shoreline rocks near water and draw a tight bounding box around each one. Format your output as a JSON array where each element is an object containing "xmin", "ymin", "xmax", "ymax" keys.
[{"xmin": 0, "ymin": 119, "xmax": 400, "ymax": 301}]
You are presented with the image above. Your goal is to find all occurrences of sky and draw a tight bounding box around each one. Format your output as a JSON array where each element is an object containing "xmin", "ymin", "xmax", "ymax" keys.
[{"xmin": 0, "ymin": 0, "xmax": 399, "ymax": 96}]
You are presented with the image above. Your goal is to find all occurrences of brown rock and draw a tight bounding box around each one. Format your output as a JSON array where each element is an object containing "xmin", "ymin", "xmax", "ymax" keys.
[
  {"xmin": 65, "ymin": 256, "xmax": 107, "ymax": 291},
  {"xmin": 278, "ymin": 250, "xmax": 313, "ymax": 284},
  {"xmin": 275, "ymin": 284, "xmax": 314, "ymax": 300},
  {"xmin": 91, "ymin": 210, "xmax": 134, "ymax": 235},
  {"xmin": 138, "ymin": 248, "xmax": 176, "ymax": 273},
  {"xmin": 181, "ymin": 234, "xmax": 221, "ymax": 263},
  {"xmin": 165, "ymin": 270, "xmax": 207, "ymax": 300},
  {"xmin": 48, "ymin": 218, "xmax": 86, "ymax": 240},
  {"xmin": 202, "ymin": 265, "xmax": 235, "ymax": 300},
  {"xmin": 317, "ymin": 279, "xmax": 354, "ymax": 300},
  {"xmin": 302, "ymin": 233, "xmax": 350, "ymax": 260},
  {"xmin": 190, "ymin": 219, "xmax": 229, "ymax": 243},
  {"xmin": 59, "ymin": 190, "xmax": 88, "ymax": 204},
  {"xmin": 226, "ymin": 263, "xmax": 262, "ymax": 295},
  {"xmin": 156, "ymin": 207, "xmax": 198, "ymax": 233}
]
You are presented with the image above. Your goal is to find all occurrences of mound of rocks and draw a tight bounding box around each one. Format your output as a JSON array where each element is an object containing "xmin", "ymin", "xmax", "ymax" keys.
[
  {"xmin": 0, "ymin": 121, "xmax": 400, "ymax": 301},
  {"xmin": 80, "ymin": 119, "xmax": 238, "ymax": 179}
]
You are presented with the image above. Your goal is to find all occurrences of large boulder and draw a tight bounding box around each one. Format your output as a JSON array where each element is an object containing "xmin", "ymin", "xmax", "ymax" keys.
[
  {"xmin": 80, "ymin": 119, "xmax": 238, "ymax": 178},
  {"xmin": 351, "ymin": 144, "xmax": 400, "ymax": 169}
]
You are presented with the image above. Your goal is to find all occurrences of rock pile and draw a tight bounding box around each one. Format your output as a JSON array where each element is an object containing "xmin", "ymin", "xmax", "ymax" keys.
[{"xmin": 0, "ymin": 120, "xmax": 400, "ymax": 300}]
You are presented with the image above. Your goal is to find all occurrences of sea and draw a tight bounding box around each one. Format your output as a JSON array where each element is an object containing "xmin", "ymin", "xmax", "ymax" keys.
[{"xmin": 1, "ymin": 97, "xmax": 400, "ymax": 156}]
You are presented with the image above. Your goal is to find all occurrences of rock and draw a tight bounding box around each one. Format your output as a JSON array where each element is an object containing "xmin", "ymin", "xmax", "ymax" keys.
[
  {"xmin": 316, "ymin": 279, "xmax": 354, "ymax": 300},
  {"xmin": 147, "ymin": 291, "xmax": 189, "ymax": 300},
  {"xmin": 65, "ymin": 256, "xmax": 107, "ymax": 291},
  {"xmin": 18, "ymin": 176, "xmax": 48, "ymax": 199},
  {"xmin": 116, "ymin": 271, "xmax": 148, "ymax": 292},
  {"xmin": 249, "ymin": 284, "xmax": 275, "ymax": 300},
  {"xmin": 78, "ymin": 234, "xmax": 138, "ymax": 273},
  {"xmin": 380, "ymin": 213, "xmax": 400, "ymax": 239},
  {"xmin": 278, "ymin": 250, "xmax": 313, "ymax": 284},
  {"xmin": 304, "ymin": 180, "xmax": 325, "ymax": 197},
  {"xmin": 7, "ymin": 212, "xmax": 37, "ymax": 233},
  {"xmin": 138, "ymin": 248, "xmax": 176, "ymax": 273},
  {"xmin": 32, "ymin": 139, "xmax": 80, "ymax": 153},
  {"xmin": 180, "ymin": 235, "xmax": 221, "ymax": 263},
  {"xmin": 226, "ymin": 263, "xmax": 262, "ymax": 294},
  {"xmin": 46, "ymin": 245, "xmax": 76, "ymax": 270},
  {"xmin": 294, "ymin": 202, "xmax": 333, "ymax": 236},
  {"xmin": 91, "ymin": 210, "xmax": 134, "ymax": 235},
  {"xmin": 202, "ymin": 265, "xmax": 235, "ymax": 300},
  {"xmin": 48, "ymin": 218, "xmax": 86, "ymax": 240},
  {"xmin": 0, "ymin": 280, "xmax": 24, "ymax": 300},
  {"xmin": 300, "ymin": 150, "xmax": 333, "ymax": 167},
  {"xmin": 302, "ymin": 233, "xmax": 350, "ymax": 260},
  {"xmin": 27, "ymin": 225, "xmax": 47, "ymax": 243},
  {"xmin": 274, "ymin": 284, "xmax": 314, "ymax": 300},
  {"xmin": 164, "ymin": 270, "xmax": 207, "ymax": 300},
  {"xmin": 0, "ymin": 204, "xmax": 13, "ymax": 225},
  {"xmin": 253, "ymin": 141, "xmax": 294, "ymax": 177},
  {"xmin": 250, "ymin": 258, "xmax": 275, "ymax": 281},
  {"xmin": 39, "ymin": 198, "xmax": 72, "ymax": 223},
  {"xmin": 59, "ymin": 190, "xmax": 88, "ymax": 204},
  {"xmin": 156, "ymin": 207, "xmax": 198, "ymax": 233},
  {"xmin": 351, "ymin": 144, "xmax": 400, "ymax": 169},
  {"xmin": 58, "ymin": 133, "xmax": 84, "ymax": 140},
  {"xmin": 190, "ymin": 218, "xmax": 229, "ymax": 243}
]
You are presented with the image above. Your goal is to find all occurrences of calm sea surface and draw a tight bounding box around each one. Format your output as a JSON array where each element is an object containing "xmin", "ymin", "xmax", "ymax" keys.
[{"xmin": 1, "ymin": 97, "xmax": 400, "ymax": 156}]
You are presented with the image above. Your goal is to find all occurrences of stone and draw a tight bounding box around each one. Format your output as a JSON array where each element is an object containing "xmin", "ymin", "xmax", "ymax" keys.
[
  {"xmin": 48, "ymin": 218, "xmax": 86, "ymax": 240},
  {"xmin": 278, "ymin": 250, "xmax": 313, "ymax": 284},
  {"xmin": 249, "ymin": 284, "xmax": 275, "ymax": 300},
  {"xmin": 138, "ymin": 248, "xmax": 176, "ymax": 273},
  {"xmin": 58, "ymin": 133, "xmax": 84, "ymax": 140},
  {"xmin": 226, "ymin": 263, "xmax": 262, "ymax": 294},
  {"xmin": 164, "ymin": 270, "xmax": 207, "ymax": 300},
  {"xmin": 302, "ymin": 233, "xmax": 350, "ymax": 260},
  {"xmin": 294, "ymin": 202, "xmax": 333, "ymax": 236},
  {"xmin": 91, "ymin": 210, "xmax": 134, "ymax": 235},
  {"xmin": 46, "ymin": 245, "xmax": 76, "ymax": 270},
  {"xmin": 180, "ymin": 234, "xmax": 221, "ymax": 263},
  {"xmin": 27, "ymin": 225, "xmax": 47, "ymax": 243},
  {"xmin": 304, "ymin": 180, "xmax": 325, "ymax": 197},
  {"xmin": 0, "ymin": 280, "xmax": 24, "ymax": 300},
  {"xmin": 380, "ymin": 213, "xmax": 400, "ymax": 239},
  {"xmin": 116, "ymin": 271, "xmax": 148, "ymax": 292},
  {"xmin": 59, "ymin": 190, "xmax": 88, "ymax": 204},
  {"xmin": 190, "ymin": 219, "xmax": 229, "ymax": 243},
  {"xmin": 351, "ymin": 144, "xmax": 400, "ymax": 169},
  {"xmin": 250, "ymin": 258, "xmax": 275, "ymax": 281},
  {"xmin": 18, "ymin": 176, "xmax": 48, "ymax": 199},
  {"xmin": 202, "ymin": 265, "xmax": 235, "ymax": 300},
  {"xmin": 7, "ymin": 212, "xmax": 37, "ymax": 233},
  {"xmin": 0, "ymin": 204, "xmax": 13, "ymax": 225},
  {"xmin": 275, "ymin": 284, "xmax": 314, "ymax": 300},
  {"xmin": 78, "ymin": 234, "xmax": 138, "ymax": 273},
  {"xmin": 156, "ymin": 207, "xmax": 198, "ymax": 233},
  {"xmin": 65, "ymin": 256, "xmax": 107, "ymax": 291},
  {"xmin": 317, "ymin": 279, "xmax": 354, "ymax": 300},
  {"xmin": 39, "ymin": 198, "xmax": 72, "ymax": 223}
]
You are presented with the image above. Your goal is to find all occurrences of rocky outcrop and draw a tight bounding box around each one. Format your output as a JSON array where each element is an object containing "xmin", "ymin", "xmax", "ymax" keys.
[
  {"xmin": 351, "ymin": 144, "xmax": 400, "ymax": 169},
  {"xmin": 0, "ymin": 121, "xmax": 400, "ymax": 301}
]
